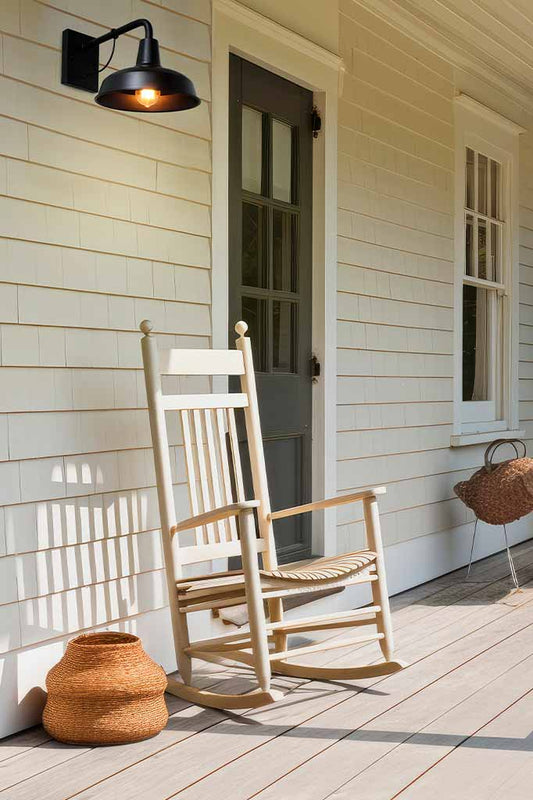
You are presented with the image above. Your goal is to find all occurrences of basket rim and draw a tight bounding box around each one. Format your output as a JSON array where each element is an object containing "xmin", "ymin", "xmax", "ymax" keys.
[{"xmin": 70, "ymin": 632, "xmax": 140, "ymax": 647}]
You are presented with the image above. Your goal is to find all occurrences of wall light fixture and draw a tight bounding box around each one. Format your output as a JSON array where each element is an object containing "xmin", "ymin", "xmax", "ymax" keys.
[{"xmin": 61, "ymin": 18, "xmax": 200, "ymax": 113}]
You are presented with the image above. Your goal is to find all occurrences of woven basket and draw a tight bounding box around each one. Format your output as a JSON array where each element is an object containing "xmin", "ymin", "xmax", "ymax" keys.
[
  {"xmin": 454, "ymin": 439, "xmax": 533, "ymax": 525},
  {"xmin": 43, "ymin": 632, "xmax": 168, "ymax": 745}
]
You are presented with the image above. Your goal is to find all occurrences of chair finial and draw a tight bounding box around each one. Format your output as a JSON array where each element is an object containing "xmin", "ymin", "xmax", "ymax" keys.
[
  {"xmin": 140, "ymin": 319, "xmax": 154, "ymax": 335},
  {"xmin": 235, "ymin": 321, "xmax": 248, "ymax": 338}
]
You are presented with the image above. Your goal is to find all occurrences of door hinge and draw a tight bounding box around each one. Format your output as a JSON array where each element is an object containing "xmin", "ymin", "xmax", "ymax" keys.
[
  {"xmin": 311, "ymin": 106, "xmax": 322, "ymax": 138},
  {"xmin": 311, "ymin": 354, "xmax": 321, "ymax": 382}
]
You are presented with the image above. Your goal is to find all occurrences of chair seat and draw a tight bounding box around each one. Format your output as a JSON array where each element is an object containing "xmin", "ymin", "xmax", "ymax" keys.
[
  {"xmin": 261, "ymin": 550, "xmax": 376, "ymax": 583},
  {"xmin": 176, "ymin": 549, "xmax": 376, "ymax": 596}
]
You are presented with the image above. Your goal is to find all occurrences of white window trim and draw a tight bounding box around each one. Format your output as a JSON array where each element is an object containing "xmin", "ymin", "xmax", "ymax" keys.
[
  {"xmin": 211, "ymin": 0, "xmax": 342, "ymax": 554},
  {"xmin": 452, "ymin": 94, "xmax": 524, "ymax": 447}
]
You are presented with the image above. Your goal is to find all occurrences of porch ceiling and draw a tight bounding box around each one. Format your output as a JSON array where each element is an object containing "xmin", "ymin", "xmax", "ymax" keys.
[{"xmin": 356, "ymin": 0, "xmax": 533, "ymax": 109}]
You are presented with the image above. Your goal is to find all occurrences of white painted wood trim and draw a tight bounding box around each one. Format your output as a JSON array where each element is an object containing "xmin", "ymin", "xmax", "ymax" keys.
[
  {"xmin": 213, "ymin": 0, "xmax": 343, "ymax": 71},
  {"xmin": 450, "ymin": 429, "xmax": 525, "ymax": 448},
  {"xmin": 211, "ymin": 0, "xmax": 341, "ymax": 556},
  {"xmin": 455, "ymin": 94, "xmax": 526, "ymax": 136}
]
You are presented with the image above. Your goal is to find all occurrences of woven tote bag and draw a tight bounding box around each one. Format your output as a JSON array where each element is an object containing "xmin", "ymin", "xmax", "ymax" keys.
[{"xmin": 454, "ymin": 439, "xmax": 533, "ymax": 525}]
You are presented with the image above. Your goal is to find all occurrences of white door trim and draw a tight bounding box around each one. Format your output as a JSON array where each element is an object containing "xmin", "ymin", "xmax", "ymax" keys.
[{"xmin": 211, "ymin": 0, "xmax": 341, "ymax": 555}]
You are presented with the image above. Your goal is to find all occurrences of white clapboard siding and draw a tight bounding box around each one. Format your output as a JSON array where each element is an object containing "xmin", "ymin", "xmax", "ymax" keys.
[
  {"xmin": 0, "ymin": 0, "xmax": 213, "ymax": 737},
  {"xmin": 335, "ymin": 0, "xmax": 533, "ymax": 563}
]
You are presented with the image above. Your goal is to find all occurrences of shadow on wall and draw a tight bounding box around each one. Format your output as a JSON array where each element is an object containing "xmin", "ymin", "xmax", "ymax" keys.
[
  {"xmin": 0, "ymin": 453, "xmax": 191, "ymax": 737},
  {"xmin": 7, "ymin": 486, "xmax": 171, "ymax": 646}
]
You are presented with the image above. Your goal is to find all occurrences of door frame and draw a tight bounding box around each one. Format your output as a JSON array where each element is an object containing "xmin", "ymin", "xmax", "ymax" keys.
[{"xmin": 211, "ymin": 0, "xmax": 342, "ymax": 556}]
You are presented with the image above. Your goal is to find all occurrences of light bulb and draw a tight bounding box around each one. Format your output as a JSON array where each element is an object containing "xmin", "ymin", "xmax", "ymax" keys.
[{"xmin": 135, "ymin": 88, "xmax": 160, "ymax": 108}]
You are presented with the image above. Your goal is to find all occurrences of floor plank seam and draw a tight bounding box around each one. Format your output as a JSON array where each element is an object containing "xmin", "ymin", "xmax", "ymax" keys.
[{"xmin": 390, "ymin": 687, "xmax": 533, "ymax": 799}]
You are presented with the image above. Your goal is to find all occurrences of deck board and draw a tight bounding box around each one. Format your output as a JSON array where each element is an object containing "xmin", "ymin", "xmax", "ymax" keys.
[{"xmin": 1, "ymin": 543, "xmax": 531, "ymax": 800}]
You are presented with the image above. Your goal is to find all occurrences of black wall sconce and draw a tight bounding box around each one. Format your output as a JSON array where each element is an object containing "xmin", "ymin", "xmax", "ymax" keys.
[{"xmin": 61, "ymin": 18, "xmax": 200, "ymax": 113}]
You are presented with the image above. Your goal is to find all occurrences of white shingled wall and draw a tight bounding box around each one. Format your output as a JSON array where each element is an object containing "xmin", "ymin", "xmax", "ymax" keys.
[
  {"xmin": 335, "ymin": 0, "xmax": 533, "ymax": 588},
  {"xmin": 0, "ymin": 0, "xmax": 211, "ymax": 736}
]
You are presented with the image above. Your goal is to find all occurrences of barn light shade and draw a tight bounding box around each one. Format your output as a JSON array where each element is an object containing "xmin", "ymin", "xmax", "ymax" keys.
[{"xmin": 61, "ymin": 18, "xmax": 200, "ymax": 113}]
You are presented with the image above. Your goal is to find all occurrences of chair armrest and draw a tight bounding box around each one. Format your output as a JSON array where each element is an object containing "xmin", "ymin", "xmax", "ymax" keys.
[
  {"xmin": 172, "ymin": 500, "xmax": 259, "ymax": 534},
  {"xmin": 268, "ymin": 488, "xmax": 386, "ymax": 521}
]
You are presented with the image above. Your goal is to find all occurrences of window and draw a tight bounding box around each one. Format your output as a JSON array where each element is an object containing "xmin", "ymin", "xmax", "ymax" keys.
[
  {"xmin": 453, "ymin": 96, "xmax": 523, "ymax": 446},
  {"xmin": 461, "ymin": 146, "xmax": 503, "ymax": 422}
]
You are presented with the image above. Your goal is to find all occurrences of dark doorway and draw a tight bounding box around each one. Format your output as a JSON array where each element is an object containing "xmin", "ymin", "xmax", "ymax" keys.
[{"xmin": 229, "ymin": 55, "xmax": 314, "ymax": 563}]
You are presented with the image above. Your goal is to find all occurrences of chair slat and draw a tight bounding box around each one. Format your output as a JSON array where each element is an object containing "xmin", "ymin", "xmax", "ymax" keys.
[
  {"xmin": 159, "ymin": 349, "xmax": 244, "ymax": 376},
  {"xmin": 216, "ymin": 408, "xmax": 238, "ymax": 541},
  {"xmin": 180, "ymin": 409, "xmax": 203, "ymax": 546},
  {"xmin": 204, "ymin": 409, "xmax": 226, "ymax": 543},
  {"xmin": 162, "ymin": 393, "xmax": 248, "ymax": 411},
  {"xmin": 193, "ymin": 410, "xmax": 215, "ymax": 544},
  {"xmin": 177, "ymin": 538, "xmax": 267, "ymax": 566},
  {"xmin": 227, "ymin": 407, "xmax": 245, "ymax": 502}
]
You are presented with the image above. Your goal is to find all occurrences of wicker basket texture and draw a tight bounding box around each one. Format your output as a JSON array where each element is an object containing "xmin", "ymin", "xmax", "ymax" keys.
[
  {"xmin": 43, "ymin": 632, "xmax": 168, "ymax": 745},
  {"xmin": 454, "ymin": 439, "xmax": 533, "ymax": 525}
]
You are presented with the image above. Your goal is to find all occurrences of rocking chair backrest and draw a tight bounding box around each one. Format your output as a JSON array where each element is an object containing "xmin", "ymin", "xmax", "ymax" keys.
[{"xmin": 140, "ymin": 320, "xmax": 278, "ymax": 578}]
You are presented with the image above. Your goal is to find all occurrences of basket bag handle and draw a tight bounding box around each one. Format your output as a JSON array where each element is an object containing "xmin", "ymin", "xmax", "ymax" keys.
[{"xmin": 484, "ymin": 438, "xmax": 526, "ymax": 473}]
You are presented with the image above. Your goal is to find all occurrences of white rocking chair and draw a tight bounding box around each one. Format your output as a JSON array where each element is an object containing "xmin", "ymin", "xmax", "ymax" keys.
[{"xmin": 141, "ymin": 319, "xmax": 405, "ymax": 710}]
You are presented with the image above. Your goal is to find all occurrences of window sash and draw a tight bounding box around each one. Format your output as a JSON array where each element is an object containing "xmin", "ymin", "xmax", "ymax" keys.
[{"xmin": 461, "ymin": 144, "xmax": 506, "ymax": 425}]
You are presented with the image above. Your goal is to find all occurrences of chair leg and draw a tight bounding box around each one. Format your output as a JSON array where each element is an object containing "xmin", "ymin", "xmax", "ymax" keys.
[
  {"xmin": 269, "ymin": 597, "xmax": 287, "ymax": 653},
  {"xmin": 363, "ymin": 495, "xmax": 394, "ymax": 662},
  {"xmin": 466, "ymin": 517, "xmax": 479, "ymax": 580},
  {"xmin": 503, "ymin": 524, "xmax": 521, "ymax": 590},
  {"xmin": 174, "ymin": 598, "xmax": 193, "ymax": 685},
  {"xmin": 240, "ymin": 508, "xmax": 272, "ymax": 692}
]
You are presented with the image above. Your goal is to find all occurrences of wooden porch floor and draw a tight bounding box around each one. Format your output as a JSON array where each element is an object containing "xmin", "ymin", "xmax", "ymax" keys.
[{"xmin": 2, "ymin": 541, "xmax": 533, "ymax": 800}]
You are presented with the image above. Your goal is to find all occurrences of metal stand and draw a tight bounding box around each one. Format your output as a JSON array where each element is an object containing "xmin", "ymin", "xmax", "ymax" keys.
[{"xmin": 467, "ymin": 517, "xmax": 520, "ymax": 590}]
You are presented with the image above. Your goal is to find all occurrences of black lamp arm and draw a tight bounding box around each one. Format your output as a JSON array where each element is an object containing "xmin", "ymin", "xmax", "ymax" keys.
[{"xmin": 83, "ymin": 18, "xmax": 154, "ymax": 50}]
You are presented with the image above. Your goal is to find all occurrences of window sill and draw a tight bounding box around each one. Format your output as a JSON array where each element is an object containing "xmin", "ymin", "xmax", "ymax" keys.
[{"xmin": 450, "ymin": 429, "xmax": 525, "ymax": 447}]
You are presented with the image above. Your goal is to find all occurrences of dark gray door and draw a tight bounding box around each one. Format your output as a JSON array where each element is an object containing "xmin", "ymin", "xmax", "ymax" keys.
[{"xmin": 229, "ymin": 55, "xmax": 313, "ymax": 563}]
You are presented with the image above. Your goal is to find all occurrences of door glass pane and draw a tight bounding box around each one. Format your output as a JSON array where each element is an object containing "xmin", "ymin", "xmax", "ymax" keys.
[
  {"xmin": 478, "ymin": 153, "xmax": 488, "ymax": 215},
  {"xmin": 242, "ymin": 296, "xmax": 267, "ymax": 371},
  {"xmin": 466, "ymin": 148, "xmax": 475, "ymax": 209},
  {"xmin": 463, "ymin": 285, "xmax": 491, "ymax": 401},
  {"xmin": 478, "ymin": 218, "xmax": 487, "ymax": 280},
  {"xmin": 490, "ymin": 159, "xmax": 500, "ymax": 219},
  {"xmin": 273, "ymin": 300, "xmax": 296, "ymax": 373},
  {"xmin": 242, "ymin": 106, "xmax": 263, "ymax": 194},
  {"xmin": 242, "ymin": 202, "xmax": 266, "ymax": 287},
  {"xmin": 273, "ymin": 210, "xmax": 297, "ymax": 291},
  {"xmin": 465, "ymin": 214, "xmax": 474, "ymax": 276},
  {"xmin": 272, "ymin": 119, "xmax": 293, "ymax": 202},
  {"xmin": 491, "ymin": 222, "xmax": 500, "ymax": 282}
]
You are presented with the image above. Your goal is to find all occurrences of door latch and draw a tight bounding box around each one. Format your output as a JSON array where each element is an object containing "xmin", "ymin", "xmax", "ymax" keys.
[{"xmin": 311, "ymin": 354, "xmax": 321, "ymax": 382}]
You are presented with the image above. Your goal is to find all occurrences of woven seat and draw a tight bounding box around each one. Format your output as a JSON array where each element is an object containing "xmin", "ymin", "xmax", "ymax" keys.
[
  {"xmin": 176, "ymin": 550, "xmax": 376, "ymax": 596},
  {"xmin": 261, "ymin": 550, "xmax": 376, "ymax": 583}
]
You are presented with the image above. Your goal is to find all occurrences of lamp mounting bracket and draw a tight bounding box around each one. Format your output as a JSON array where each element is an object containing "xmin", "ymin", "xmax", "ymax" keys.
[
  {"xmin": 61, "ymin": 19, "xmax": 154, "ymax": 94},
  {"xmin": 62, "ymin": 29, "xmax": 100, "ymax": 93}
]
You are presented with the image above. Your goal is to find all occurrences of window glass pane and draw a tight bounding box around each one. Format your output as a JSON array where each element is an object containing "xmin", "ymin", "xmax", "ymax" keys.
[
  {"xmin": 273, "ymin": 210, "xmax": 297, "ymax": 291},
  {"xmin": 478, "ymin": 218, "xmax": 487, "ymax": 280},
  {"xmin": 242, "ymin": 106, "xmax": 263, "ymax": 194},
  {"xmin": 491, "ymin": 222, "xmax": 500, "ymax": 283},
  {"xmin": 463, "ymin": 285, "xmax": 491, "ymax": 402},
  {"xmin": 272, "ymin": 120, "xmax": 292, "ymax": 203},
  {"xmin": 242, "ymin": 296, "xmax": 267, "ymax": 371},
  {"xmin": 466, "ymin": 148, "xmax": 475, "ymax": 209},
  {"xmin": 273, "ymin": 301, "xmax": 297, "ymax": 373},
  {"xmin": 465, "ymin": 214, "xmax": 474, "ymax": 276},
  {"xmin": 478, "ymin": 153, "xmax": 488, "ymax": 215},
  {"xmin": 490, "ymin": 160, "xmax": 500, "ymax": 219},
  {"xmin": 242, "ymin": 202, "xmax": 266, "ymax": 287}
]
